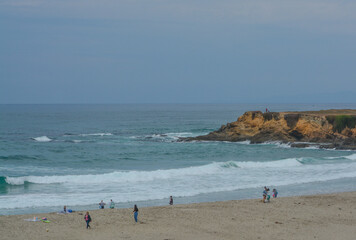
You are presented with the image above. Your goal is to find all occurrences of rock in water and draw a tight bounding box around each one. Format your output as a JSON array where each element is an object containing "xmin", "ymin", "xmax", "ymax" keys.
[{"xmin": 184, "ymin": 109, "xmax": 356, "ymax": 150}]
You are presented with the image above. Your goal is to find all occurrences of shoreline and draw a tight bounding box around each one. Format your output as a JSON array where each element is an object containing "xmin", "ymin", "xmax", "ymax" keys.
[
  {"xmin": 1, "ymin": 191, "xmax": 355, "ymax": 240},
  {"xmin": 3, "ymin": 176, "xmax": 356, "ymax": 216}
]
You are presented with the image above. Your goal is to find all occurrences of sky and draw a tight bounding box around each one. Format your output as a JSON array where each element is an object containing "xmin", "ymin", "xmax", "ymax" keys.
[{"xmin": 1, "ymin": 0, "xmax": 356, "ymax": 104}]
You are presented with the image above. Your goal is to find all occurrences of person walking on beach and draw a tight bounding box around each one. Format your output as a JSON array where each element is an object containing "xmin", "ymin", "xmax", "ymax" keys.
[
  {"xmin": 133, "ymin": 204, "xmax": 139, "ymax": 223},
  {"xmin": 99, "ymin": 200, "xmax": 106, "ymax": 209},
  {"xmin": 110, "ymin": 199, "xmax": 115, "ymax": 209},
  {"xmin": 169, "ymin": 196, "xmax": 173, "ymax": 205},
  {"xmin": 84, "ymin": 211, "xmax": 91, "ymax": 229}
]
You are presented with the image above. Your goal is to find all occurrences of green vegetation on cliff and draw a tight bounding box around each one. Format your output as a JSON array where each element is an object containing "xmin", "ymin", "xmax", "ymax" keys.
[{"xmin": 326, "ymin": 115, "xmax": 356, "ymax": 133}]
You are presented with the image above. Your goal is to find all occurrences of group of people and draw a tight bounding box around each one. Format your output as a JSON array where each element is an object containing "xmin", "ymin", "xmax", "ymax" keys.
[
  {"xmin": 83, "ymin": 189, "xmax": 279, "ymax": 229},
  {"xmin": 98, "ymin": 199, "xmax": 116, "ymax": 209},
  {"xmin": 84, "ymin": 204, "xmax": 139, "ymax": 229},
  {"xmin": 84, "ymin": 196, "xmax": 174, "ymax": 229},
  {"xmin": 73, "ymin": 188, "xmax": 280, "ymax": 229},
  {"xmin": 262, "ymin": 186, "xmax": 278, "ymax": 203}
]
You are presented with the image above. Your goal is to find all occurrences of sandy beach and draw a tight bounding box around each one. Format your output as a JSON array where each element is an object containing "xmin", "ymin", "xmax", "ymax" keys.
[{"xmin": 1, "ymin": 192, "xmax": 355, "ymax": 240}]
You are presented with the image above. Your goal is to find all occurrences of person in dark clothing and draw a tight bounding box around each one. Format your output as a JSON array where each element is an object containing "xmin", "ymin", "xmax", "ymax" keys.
[
  {"xmin": 133, "ymin": 205, "xmax": 139, "ymax": 223},
  {"xmin": 169, "ymin": 196, "xmax": 173, "ymax": 205},
  {"xmin": 84, "ymin": 211, "xmax": 91, "ymax": 229}
]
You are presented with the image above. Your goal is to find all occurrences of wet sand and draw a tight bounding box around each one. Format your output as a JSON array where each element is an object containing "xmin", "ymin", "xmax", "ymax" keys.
[{"xmin": 1, "ymin": 192, "xmax": 355, "ymax": 240}]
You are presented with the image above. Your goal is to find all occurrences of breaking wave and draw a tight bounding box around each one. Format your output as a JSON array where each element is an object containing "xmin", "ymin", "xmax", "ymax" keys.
[
  {"xmin": 79, "ymin": 133, "xmax": 113, "ymax": 137},
  {"xmin": 5, "ymin": 155, "xmax": 355, "ymax": 186},
  {"xmin": 32, "ymin": 136, "xmax": 52, "ymax": 142},
  {"xmin": 131, "ymin": 132, "xmax": 206, "ymax": 142},
  {"xmin": 344, "ymin": 153, "xmax": 356, "ymax": 160},
  {"xmin": 2, "ymin": 155, "xmax": 356, "ymax": 210}
]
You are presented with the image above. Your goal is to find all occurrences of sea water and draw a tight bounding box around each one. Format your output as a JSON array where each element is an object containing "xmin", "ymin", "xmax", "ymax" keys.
[{"xmin": 1, "ymin": 104, "xmax": 356, "ymax": 215}]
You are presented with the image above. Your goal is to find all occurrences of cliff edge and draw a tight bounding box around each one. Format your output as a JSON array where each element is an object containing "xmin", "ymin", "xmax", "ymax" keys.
[{"xmin": 185, "ymin": 109, "xmax": 356, "ymax": 150}]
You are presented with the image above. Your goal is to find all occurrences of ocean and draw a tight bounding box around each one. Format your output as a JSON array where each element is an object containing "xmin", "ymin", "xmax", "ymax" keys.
[{"xmin": 1, "ymin": 104, "xmax": 356, "ymax": 215}]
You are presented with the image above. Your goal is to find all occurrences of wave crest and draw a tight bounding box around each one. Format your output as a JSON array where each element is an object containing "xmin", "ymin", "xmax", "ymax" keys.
[
  {"xmin": 4, "ymin": 158, "xmax": 304, "ymax": 186},
  {"xmin": 344, "ymin": 153, "xmax": 356, "ymax": 160},
  {"xmin": 79, "ymin": 133, "xmax": 113, "ymax": 136},
  {"xmin": 32, "ymin": 136, "xmax": 52, "ymax": 142}
]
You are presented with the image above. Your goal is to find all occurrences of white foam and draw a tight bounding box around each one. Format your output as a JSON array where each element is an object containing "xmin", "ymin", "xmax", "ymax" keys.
[
  {"xmin": 231, "ymin": 140, "xmax": 251, "ymax": 145},
  {"xmin": 326, "ymin": 153, "xmax": 356, "ymax": 160},
  {"xmin": 304, "ymin": 146, "xmax": 320, "ymax": 150},
  {"xmin": 258, "ymin": 141, "xmax": 291, "ymax": 148},
  {"xmin": 344, "ymin": 153, "xmax": 356, "ymax": 160},
  {"xmin": 236, "ymin": 158, "xmax": 302, "ymax": 168},
  {"xmin": 2, "ymin": 158, "xmax": 356, "ymax": 210},
  {"xmin": 3, "ymin": 158, "xmax": 304, "ymax": 186},
  {"xmin": 5, "ymin": 162, "xmax": 224, "ymax": 185},
  {"xmin": 32, "ymin": 136, "xmax": 52, "ymax": 142},
  {"xmin": 80, "ymin": 133, "xmax": 113, "ymax": 136},
  {"xmin": 135, "ymin": 132, "xmax": 206, "ymax": 142}
]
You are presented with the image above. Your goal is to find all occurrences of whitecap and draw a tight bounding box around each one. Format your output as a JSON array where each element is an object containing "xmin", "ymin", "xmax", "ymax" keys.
[
  {"xmin": 32, "ymin": 136, "xmax": 52, "ymax": 142},
  {"xmin": 344, "ymin": 153, "xmax": 356, "ymax": 160},
  {"xmin": 4, "ymin": 158, "xmax": 305, "ymax": 186},
  {"xmin": 80, "ymin": 133, "xmax": 113, "ymax": 136}
]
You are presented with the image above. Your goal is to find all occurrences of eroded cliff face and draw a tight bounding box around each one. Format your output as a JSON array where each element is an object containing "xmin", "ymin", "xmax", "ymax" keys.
[{"xmin": 188, "ymin": 110, "xmax": 356, "ymax": 149}]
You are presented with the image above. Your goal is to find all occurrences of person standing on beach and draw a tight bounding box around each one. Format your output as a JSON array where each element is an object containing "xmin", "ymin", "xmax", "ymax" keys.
[
  {"xmin": 84, "ymin": 211, "xmax": 91, "ymax": 229},
  {"xmin": 263, "ymin": 186, "xmax": 270, "ymax": 203},
  {"xmin": 99, "ymin": 200, "xmax": 106, "ymax": 209},
  {"xmin": 169, "ymin": 196, "xmax": 173, "ymax": 205},
  {"xmin": 110, "ymin": 199, "xmax": 115, "ymax": 209},
  {"xmin": 133, "ymin": 204, "xmax": 139, "ymax": 223}
]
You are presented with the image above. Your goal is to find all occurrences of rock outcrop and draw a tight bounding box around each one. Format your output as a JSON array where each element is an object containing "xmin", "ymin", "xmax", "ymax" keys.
[{"xmin": 184, "ymin": 110, "xmax": 356, "ymax": 150}]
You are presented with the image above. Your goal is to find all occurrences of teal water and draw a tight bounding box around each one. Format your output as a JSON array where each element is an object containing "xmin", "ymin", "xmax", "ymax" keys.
[{"xmin": 1, "ymin": 104, "xmax": 356, "ymax": 215}]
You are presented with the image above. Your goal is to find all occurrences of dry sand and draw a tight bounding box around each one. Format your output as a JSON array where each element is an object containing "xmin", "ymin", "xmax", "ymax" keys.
[{"xmin": 1, "ymin": 192, "xmax": 355, "ymax": 240}]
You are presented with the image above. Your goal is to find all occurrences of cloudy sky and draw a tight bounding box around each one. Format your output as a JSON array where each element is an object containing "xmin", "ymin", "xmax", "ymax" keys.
[{"xmin": 1, "ymin": 0, "xmax": 356, "ymax": 103}]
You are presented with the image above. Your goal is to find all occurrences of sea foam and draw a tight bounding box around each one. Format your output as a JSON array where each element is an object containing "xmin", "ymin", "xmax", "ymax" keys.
[
  {"xmin": 0, "ymin": 158, "xmax": 319, "ymax": 186},
  {"xmin": 344, "ymin": 153, "xmax": 356, "ymax": 160},
  {"xmin": 2, "ymin": 159, "xmax": 356, "ymax": 210},
  {"xmin": 79, "ymin": 133, "xmax": 113, "ymax": 136},
  {"xmin": 32, "ymin": 136, "xmax": 52, "ymax": 142}
]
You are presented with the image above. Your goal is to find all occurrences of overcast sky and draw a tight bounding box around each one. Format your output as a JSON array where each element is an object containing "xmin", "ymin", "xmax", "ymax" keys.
[{"xmin": 1, "ymin": 0, "xmax": 356, "ymax": 104}]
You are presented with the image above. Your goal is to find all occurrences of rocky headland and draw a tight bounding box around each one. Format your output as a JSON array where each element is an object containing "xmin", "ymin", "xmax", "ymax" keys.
[{"xmin": 184, "ymin": 109, "xmax": 356, "ymax": 150}]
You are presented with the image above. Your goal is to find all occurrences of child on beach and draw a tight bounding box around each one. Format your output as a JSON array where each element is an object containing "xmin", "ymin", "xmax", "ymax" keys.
[
  {"xmin": 110, "ymin": 199, "xmax": 115, "ymax": 209},
  {"xmin": 99, "ymin": 200, "xmax": 106, "ymax": 209},
  {"xmin": 169, "ymin": 196, "xmax": 173, "ymax": 205},
  {"xmin": 273, "ymin": 189, "xmax": 278, "ymax": 198},
  {"xmin": 263, "ymin": 186, "xmax": 270, "ymax": 203},
  {"xmin": 133, "ymin": 205, "xmax": 139, "ymax": 223},
  {"xmin": 84, "ymin": 212, "xmax": 91, "ymax": 229}
]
